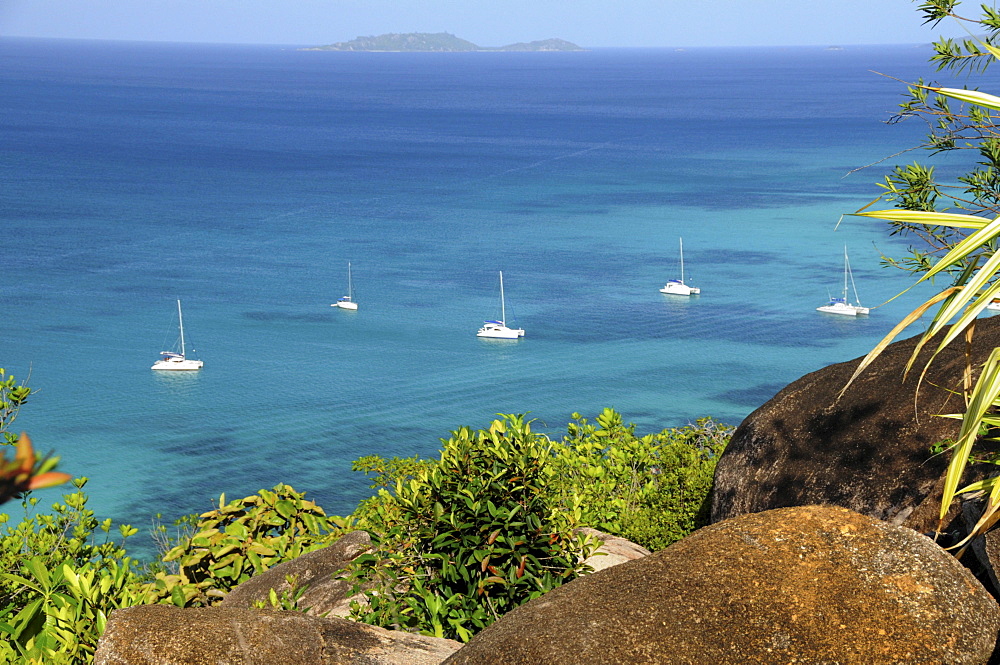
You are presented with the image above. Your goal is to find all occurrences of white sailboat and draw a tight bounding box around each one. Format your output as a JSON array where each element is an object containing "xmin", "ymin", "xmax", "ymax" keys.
[
  {"xmin": 151, "ymin": 300, "xmax": 204, "ymax": 371},
  {"xmin": 660, "ymin": 237, "xmax": 700, "ymax": 296},
  {"xmin": 332, "ymin": 262, "xmax": 358, "ymax": 310},
  {"xmin": 817, "ymin": 246, "xmax": 869, "ymax": 316},
  {"xmin": 477, "ymin": 271, "xmax": 525, "ymax": 339}
]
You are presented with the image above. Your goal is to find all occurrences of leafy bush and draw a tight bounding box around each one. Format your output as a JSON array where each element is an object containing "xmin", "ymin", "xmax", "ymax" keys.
[
  {"xmin": 142, "ymin": 484, "xmax": 350, "ymax": 607},
  {"xmin": 0, "ymin": 407, "xmax": 729, "ymax": 662},
  {"xmin": 0, "ymin": 479, "xmax": 137, "ymax": 604},
  {"xmin": 350, "ymin": 414, "xmax": 596, "ymax": 642},
  {"xmin": 552, "ymin": 409, "xmax": 731, "ymax": 551},
  {"xmin": 0, "ymin": 479, "xmax": 141, "ymax": 664},
  {"xmin": 349, "ymin": 454, "xmax": 432, "ymax": 529},
  {"xmin": 1, "ymin": 556, "xmax": 143, "ymax": 663}
]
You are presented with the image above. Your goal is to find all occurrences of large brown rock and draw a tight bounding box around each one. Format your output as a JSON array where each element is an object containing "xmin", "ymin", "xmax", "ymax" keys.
[
  {"xmin": 444, "ymin": 505, "xmax": 1000, "ymax": 665},
  {"xmin": 220, "ymin": 530, "xmax": 372, "ymax": 617},
  {"xmin": 94, "ymin": 605, "xmax": 461, "ymax": 665},
  {"xmin": 711, "ymin": 317, "xmax": 1000, "ymax": 533}
]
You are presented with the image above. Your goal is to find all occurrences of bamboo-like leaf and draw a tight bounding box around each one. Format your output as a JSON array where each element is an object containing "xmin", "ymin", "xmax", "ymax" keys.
[
  {"xmin": 929, "ymin": 251, "xmax": 1000, "ymax": 323},
  {"xmin": 921, "ymin": 86, "xmax": 1000, "ymax": 112},
  {"xmin": 939, "ymin": 348, "xmax": 1000, "ymax": 525},
  {"xmin": 850, "ymin": 211, "xmax": 1000, "ymax": 292},
  {"xmin": 984, "ymin": 43, "xmax": 1000, "ymax": 61},
  {"xmin": 854, "ymin": 208, "xmax": 992, "ymax": 230},
  {"xmin": 917, "ymin": 214, "xmax": 1000, "ymax": 284},
  {"xmin": 950, "ymin": 478, "xmax": 1000, "ymax": 554},
  {"xmin": 911, "ymin": 259, "xmax": 1000, "ymax": 372},
  {"xmin": 926, "ymin": 279, "xmax": 1000, "ymax": 367},
  {"xmin": 905, "ymin": 288, "xmax": 971, "ymax": 379},
  {"xmin": 840, "ymin": 288, "xmax": 959, "ymax": 396},
  {"xmin": 957, "ymin": 476, "xmax": 997, "ymax": 495}
]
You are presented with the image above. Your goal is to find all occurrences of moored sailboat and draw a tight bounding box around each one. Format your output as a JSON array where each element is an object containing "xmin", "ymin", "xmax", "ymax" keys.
[
  {"xmin": 332, "ymin": 262, "xmax": 358, "ymax": 310},
  {"xmin": 817, "ymin": 246, "xmax": 869, "ymax": 316},
  {"xmin": 477, "ymin": 271, "xmax": 524, "ymax": 339},
  {"xmin": 660, "ymin": 237, "xmax": 700, "ymax": 296},
  {"xmin": 151, "ymin": 300, "xmax": 204, "ymax": 370}
]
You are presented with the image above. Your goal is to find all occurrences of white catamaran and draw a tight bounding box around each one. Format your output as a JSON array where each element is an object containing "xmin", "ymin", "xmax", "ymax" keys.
[
  {"xmin": 477, "ymin": 271, "xmax": 524, "ymax": 339},
  {"xmin": 151, "ymin": 300, "xmax": 204, "ymax": 370},
  {"xmin": 332, "ymin": 262, "xmax": 358, "ymax": 310},
  {"xmin": 660, "ymin": 237, "xmax": 700, "ymax": 296},
  {"xmin": 817, "ymin": 246, "xmax": 869, "ymax": 317}
]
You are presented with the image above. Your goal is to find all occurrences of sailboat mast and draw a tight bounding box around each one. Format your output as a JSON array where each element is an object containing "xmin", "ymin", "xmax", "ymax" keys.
[
  {"xmin": 679, "ymin": 238, "xmax": 685, "ymax": 284},
  {"xmin": 499, "ymin": 271, "xmax": 506, "ymax": 324},
  {"xmin": 847, "ymin": 249, "xmax": 863, "ymax": 306},
  {"xmin": 843, "ymin": 245, "xmax": 850, "ymax": 300},
  {"xmin": 348, "ymin": 262, "xmax": 353, "ymax": 299},
  {"xmin": 176, "ymin": 299, "xmax": 186, "ymax": 357}
]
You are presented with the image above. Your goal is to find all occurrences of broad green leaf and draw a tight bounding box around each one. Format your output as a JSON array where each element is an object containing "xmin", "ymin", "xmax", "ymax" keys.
[{"xmin": 274, "ymin": 499, "xmax": 295, "ymax": 520}]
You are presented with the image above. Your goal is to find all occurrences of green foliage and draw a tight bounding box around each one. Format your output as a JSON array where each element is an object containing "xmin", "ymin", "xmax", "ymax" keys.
[
  {"xmin": 350, "ymin": 414, "xmax": 596, "ymax": 642},
  {"xmin": 250, "ymin": 574, "xmax": 311, "ymax": 612},
  {"xmin": 0, "ymin": 479, "xmax": 141, "ymax": 664},
  {"xmin": 143, "ymin": 484, "xmax": 349, "ymax": 607},
  {"xmin": 872, "ymin": 2, "xmax": 1000, "ymax": 275},
  {"xmin": 849, "ymin": 2, "xmax": 1000, "ymax": 552},
  {"xmin": 916, "ymin": 1, "xmax": 1000, "ymax": 74},
  {"xmin": 0, "ymin": 368, "xmax": 31, "ymax": 445},
  {"xmin": 352, "ymin": 454, "xmax": 431, "ymax": 490},
  {"xmin": 0, "ymin": 478, "xmax": 136, "ymax": 605},
  {"xmin": 349, "ymin": 454, "xmax": 434, "ymax": 529},
  {"xmin": 0, "ymin": 556, "xmax": 143, "ymax": 664},
  {"xmin": 552, "ymin": 409, "xmax": 731, "ymax": 551}
]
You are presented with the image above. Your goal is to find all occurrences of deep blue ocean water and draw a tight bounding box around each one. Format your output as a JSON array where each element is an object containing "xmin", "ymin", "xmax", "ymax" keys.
[{"xmin": 2, "ymin": 38, "xmax": 990, "ymax": 558}]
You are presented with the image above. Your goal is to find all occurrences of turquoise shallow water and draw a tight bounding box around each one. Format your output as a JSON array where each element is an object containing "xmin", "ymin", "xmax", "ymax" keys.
[{"xmin": 1, "ymin": 39, "xmax": 989, "ymax": 558}]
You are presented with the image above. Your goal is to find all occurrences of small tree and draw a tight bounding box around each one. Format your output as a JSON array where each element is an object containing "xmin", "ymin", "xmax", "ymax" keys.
[{"xmin": 351, "ymin": 414, "xmax": 594, "ymax": 642}]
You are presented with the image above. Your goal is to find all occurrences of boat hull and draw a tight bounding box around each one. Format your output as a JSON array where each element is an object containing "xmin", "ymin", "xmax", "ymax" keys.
[
  {"xmin": 660, "ymin": 281, "xmax": 700, "ymax": 296},
  {"xmin": 152, "ymin": 357, "xmax": 204, "ymax": 370},
  {"xmin": 477, "ymin": 323, "xmax": 524, "ymax": 339},
  {"xmin": 333, "ymin": 300, "xmax": 358, "ymax": 310},
  {"xmin": 817, "ymin": 302, "xmax": 868, "ymax": 316}
]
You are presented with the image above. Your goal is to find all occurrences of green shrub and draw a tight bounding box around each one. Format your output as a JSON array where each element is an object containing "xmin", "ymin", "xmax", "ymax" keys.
[
  {"xmin": 0, "ymin": 479, "xmax": 137, "ymax": 605},
  {"xmin": 143, "ymin": 484, "xmax": 350, "ymax": 607},
  {"xmin": 350, "ymin": 414, "xmax": 596, "ymax": 642},
  {"xmin": 349, "ymin": 454, "xmax": 432, "ymax": 530},
  {"xmin": 0, "ymin": 480, "xmax": 141, "ymax": 664},
  {"xmin": 0, "ymin": 556, "xmax": 143, "ymax": 663},
  {"xmin": 552, "ymin": 409, "xmax": 731, "ymax": 551}
]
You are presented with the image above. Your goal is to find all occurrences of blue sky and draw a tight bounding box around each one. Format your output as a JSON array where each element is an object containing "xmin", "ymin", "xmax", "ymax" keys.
[{"xmin": 0, "ymin": 0, "xmax": 977, "ymax": 47}]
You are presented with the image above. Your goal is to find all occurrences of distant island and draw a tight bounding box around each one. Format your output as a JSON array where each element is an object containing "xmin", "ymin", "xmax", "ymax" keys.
[{"xmin": 301, "ymin": 32, "xmax": 584, "ymax": 52}]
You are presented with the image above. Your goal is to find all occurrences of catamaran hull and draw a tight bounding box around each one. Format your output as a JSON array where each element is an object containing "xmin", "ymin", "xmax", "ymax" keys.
[
  {"xmin": 817, "ymin": 303, "xmax": 868, "ymax": 316},
  {"xmin": 477, "ymin": 324, "xmax": 524, "ymax": 339},
  {"xmin": 333, "ymin": 300, "xmax": 358, "ymax": 310},
  {"xmin": 151, "ymin": 358, "xmax": 204, "ymax": 370},
  {"xmin": 660, "ymin": 281, "xmax": 700, "ymax": 296}
]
